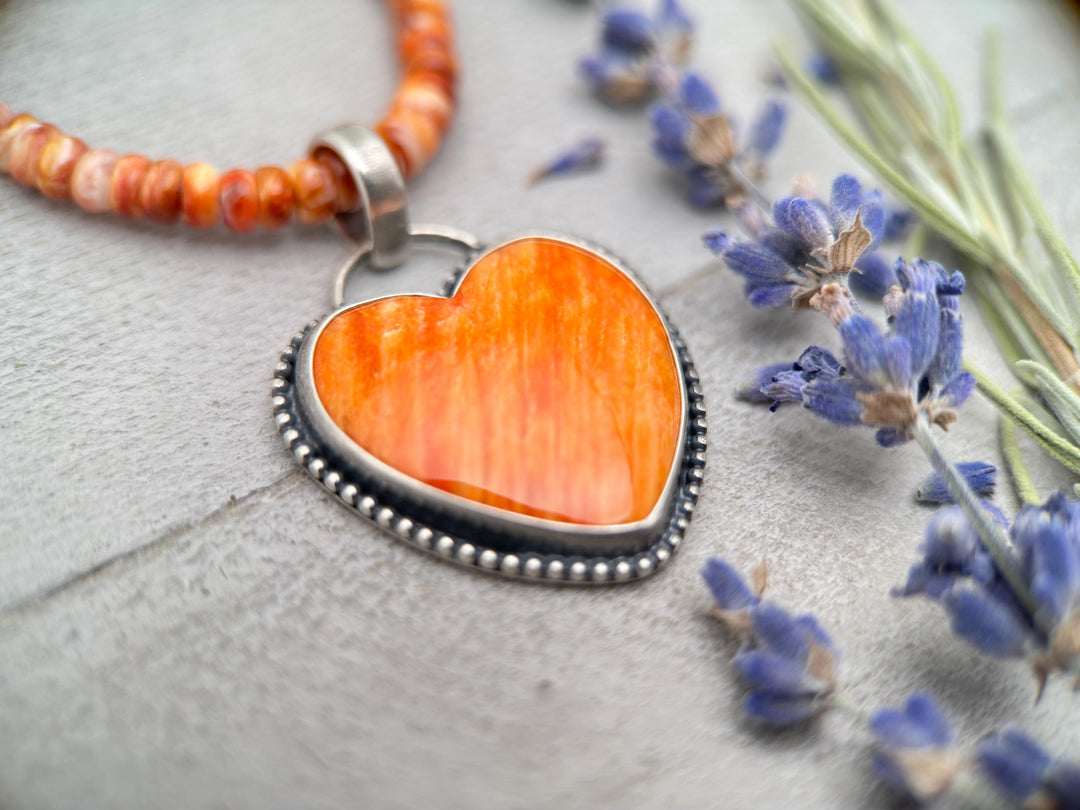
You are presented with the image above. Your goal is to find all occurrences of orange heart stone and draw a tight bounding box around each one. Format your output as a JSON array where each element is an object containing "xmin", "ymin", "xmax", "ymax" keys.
[{"xmin": 311, "ymin": 236, "xmax": 682, "ymax": 526}]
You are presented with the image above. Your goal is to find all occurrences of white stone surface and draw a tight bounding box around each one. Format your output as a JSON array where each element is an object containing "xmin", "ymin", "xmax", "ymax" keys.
[{"xmin": 1, "ymin": 1, "xmax": 1078, "ymax": 808}]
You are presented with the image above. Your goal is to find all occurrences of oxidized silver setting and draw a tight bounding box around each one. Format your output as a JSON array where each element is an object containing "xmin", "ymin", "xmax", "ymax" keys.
[{"xmin": 274, "ymin": 231, "xmax": 706, "ymax": 583}]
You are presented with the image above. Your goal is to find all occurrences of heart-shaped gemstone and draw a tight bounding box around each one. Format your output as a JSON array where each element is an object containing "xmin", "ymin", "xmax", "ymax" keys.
[{"xmin": 309, "ymin": 236, "xmax": 683, "ymax": 529}]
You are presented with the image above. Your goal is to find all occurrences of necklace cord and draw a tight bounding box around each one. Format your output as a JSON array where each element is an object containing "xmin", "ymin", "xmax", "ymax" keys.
[{"xmin": 0, "ymin": 0, "xmax": 456, "ymax": 232}]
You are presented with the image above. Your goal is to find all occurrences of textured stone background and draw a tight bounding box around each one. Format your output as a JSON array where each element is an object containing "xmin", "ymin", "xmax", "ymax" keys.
[{"xmin": 2, "ymin": 1, "xmax": 1079, "ymax": 808}]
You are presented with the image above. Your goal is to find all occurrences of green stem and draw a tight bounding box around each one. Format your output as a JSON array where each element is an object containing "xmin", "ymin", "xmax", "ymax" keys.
[
  {"xmin": 910, "ymin": 415, "xmax": 1042, "ymax": 624},
  {"xmin": 999, "ymin": 414, "xmax": 1040, "ymax": 504},
  {"xmin": 991, "ymin": 126, "xmax": 1080, "ymax": 336},
  {"xmin": 829, "ymin": 691, "xmax": 870, "ymax": 724},
  {"xmin": 968, "ymin": 363, "xmax": 1080, "ymax": 476}
]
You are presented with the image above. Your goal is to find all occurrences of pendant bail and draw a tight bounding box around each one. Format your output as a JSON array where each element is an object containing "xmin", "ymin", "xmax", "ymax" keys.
[{"xmin": 310, "ymin": 124, "xmax": 410, "ymax": 270}]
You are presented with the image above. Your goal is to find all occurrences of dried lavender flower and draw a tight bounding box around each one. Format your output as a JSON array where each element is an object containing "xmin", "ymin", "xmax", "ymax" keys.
[
  {"xmin": 527, "ymin": 137, "xmax": 605, "ymax": 186},
  {"xmin": 755, "ymin": 259, "xmax": 974, "ymax": 446},
  {"xmin": 704, "ymin": 174, "xmax": 883, "ymax": 307},
  {"xmin": 702, "ymin": 559, "xmax": 838, "ymax": 726},
  {"xmin": 896, "ymin": 492, "xmax": 1080, "ymax": 693},
  {"xmin": 651, "ymin": 72, "xmax": 786, "ymax": 208},
  {"xmin": 976, "ymin": 728, "xmax": 1080, "ymax": 808},
  {"xmin": 916, "ymin": 461, "xmax": 997, "ymax": 504},
  {"xmin": 870, "ymin": 693, "xmax": 961, "ymax": 802},
  {"xmin": 579, "ymin": 0, "xmax": 693, "ymax": 104}
]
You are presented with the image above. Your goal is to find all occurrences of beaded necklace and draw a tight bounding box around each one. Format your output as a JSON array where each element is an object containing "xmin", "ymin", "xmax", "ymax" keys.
[{"xmin": 0, "ymin": 0, "xmax": 454, "ymax": 231}]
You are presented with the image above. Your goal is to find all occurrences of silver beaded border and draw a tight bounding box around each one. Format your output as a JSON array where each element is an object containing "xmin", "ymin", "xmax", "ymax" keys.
[{"xmin": 272, "ymin": 263, "xmax": 706, "ymax": 585}]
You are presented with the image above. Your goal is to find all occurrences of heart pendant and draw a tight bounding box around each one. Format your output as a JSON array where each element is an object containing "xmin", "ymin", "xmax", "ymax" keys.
[{"xmin": 272, "ymin": 232, "xmax": 705, "ymax": 583}]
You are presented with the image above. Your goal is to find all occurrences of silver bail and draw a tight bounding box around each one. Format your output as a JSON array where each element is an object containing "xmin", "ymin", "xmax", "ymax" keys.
[{"xmin": 310, "ymin": 124, "xmax": 410, "ymax": 270}]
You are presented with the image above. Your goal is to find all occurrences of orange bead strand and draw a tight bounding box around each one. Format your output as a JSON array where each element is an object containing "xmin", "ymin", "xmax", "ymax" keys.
[{"xmin": 0, "ymin": 0, "xmax": 456, "ymax": 230}]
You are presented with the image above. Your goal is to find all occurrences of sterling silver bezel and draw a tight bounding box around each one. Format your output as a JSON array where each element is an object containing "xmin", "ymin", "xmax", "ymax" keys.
[{"xmin": 274, "ymin": 232, "xmax": 706, "ymax": 584}]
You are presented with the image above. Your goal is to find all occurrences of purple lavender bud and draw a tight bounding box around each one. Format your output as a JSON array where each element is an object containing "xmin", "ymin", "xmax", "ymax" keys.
[
  {"xmin": 874, "ymin": 428, "xmax": 909, "ymax": 447},
  {"xmin": 896, "ymin": 257, "xmax": 940, "ymax": 293},
  {"xmin": 705, "ymin": 566, "xmax": 838, "ymax": 728},
  {"xmin": 976, "ymin": 728, "xmax": 1052, "ymax": 803},
  {"xmin": 759, "ymin": 228, "xmax": 809, "ymax": 266},
  {"xmin": 751, "ymin": 603, "xmax": 809, "ymax": 661},
  {"xmin": 734, "ymin": 650, "xmax": 811, "ymax": 693},
  {"xmin": 578, "ymin": 54, "xmax": 609, "ymax": 88},
  {"xmin": 890, "ymin": 260, "xmax": 942, "ymax": 379},
  {"xmin": 527, "ymin": 137, "xmax": 605, "ymax": 185},
  {"xmin": 747, "ymin": 99, "xmax": 786, "ymax": 160},
  {"xmin": 926, "ymin": 305, "xmax": 963, "ymax": 392},
  {"xmin": 802, "ymin": 377, "xmax": 865, "ymax": 425},
  {"xmin": 894, "ymin": 562, "xmax": 961, "ymax": 599},
  {"xmin": 894, "ymin": 507, "xmax": 989, "ymax": 599},
  {"xmin": 938, "ymin": 371, "xmax": 975, "ymax": 409},
  {"xmin": 838, "ymin": 314, "xmax": 888, "ymax": 383},
  {"xmin": 773, "ymin": 196, "xmax": 833, "ymax": 250},
  {"xmin": 859, "ymin": 190, "xmax": 886, "ymax": 247},
  {"xmin": 916, "ymin": 462, "xmax": 997, "ymax": 504},
  {"xmin": 883, "ymin": 335, "xmax": 914, "ymax": 390},
  {"xmin": 701, "ymin": 558, "xmax": 758, "ymax": 611},
  {"xmin": 601, "ymin": 9, "xmax": 655, "ymax": 54},
  {"xmin": 871, "ymin": 693, "xmax": 953, "ymax": 749},
  {"xmin": 795, "ymin": 345, "xmax": 843, "ymax": 377},
  {"xmin": 921, "ymin": 506, "xmax": 981, "ymax": 564},
  {"xmin": 679, "ymin": 71, "xmax": 720, "ymax": 115},
  {"xmin": 933, "ymin": 266, "xmax": 965, "ymax": 297},
  {"xmin": 717, "ymin": 241, "xmax": 793, "ymax": 283},
  {"xmin": 882, "ymin": 205, "xmax": 916, "ymax": 241},
  {"xmin": 1026, "ymin": 512, "xmax": 1079, "ymax": 626},
  {"xmin": 656, "ymin": 0, "xmax": 693, "ymax": 34},
  {"xmin": 687, "ymin": 171, "xmax": 728, "ymax": 207},
  {"xmin": 762, "ymin": 368, "xmax": 807, "ymax": 402},
  {"xmin": 806, "ymin": 54, "xmax": 840, "ymax": 84},
  {"xmin": 871, "ymin": 694, "xmax": 957, "ymax": 801},
  {"xmin": 746, "ymin": 282, "xmax": 796, "ymax": 309},
  {"xmin": 650, "ymin": 104, "xmax": 692, "ymax": 168},
  {"xmin": 736, "ymin": 362, "xmax": 793, "ymax": 404},
  {"xmin": 762, "ymin": 369, "xmax": 809, "ymax": 408},
  {"xmin": 943, "ymin": 586, "xmax": 1030, "ymax": 658},
  {"xmin": 794, "ymin": 613, "xmax": 836, "ymax": 652},
  {"xmin": 828, "ymin": 174, "xmax": 864, "ymax": 232},
  {"xmin": 850, "ymin": 251, "xmax": 898, "ymax": 298},
  {"xmin": 702, "ymin": 228, "xmax": 730, "ymax": 255}
]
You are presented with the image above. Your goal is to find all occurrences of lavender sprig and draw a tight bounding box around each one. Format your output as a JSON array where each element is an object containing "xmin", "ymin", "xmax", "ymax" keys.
[
  {"xmin": 777, "ymin": 0, "xmax": 1080, "ymax": 482},
  {"xmin": 872, "ymin": 694, "xmax": 1080, "ymax": 807},
  {"xmin": 703, "ymin": 174, "xmax": 884, "ymax": 307},
  {"xmin": 730, "ymin": 228, "xmax": 1044, "ymax": 665},
  {"xmin": 896, "ymin": 492, "xmax": 1080, "ymax": 693},
  {"xmin": 579, "ymin": 0, "xmax": 693, "ymax": 104},
  {"xmin": 916, "ymin": 461, "xmax": 997, "ymax": 504},
  {"xmin": 702, "ymin": 559, "xmax": 838, "ymax": 725},
  {"xmin": 756, "ymin": 258, "xmax": 974, "ymax": 446},
  {"xmin": 870, "ymin": 693, "xmax": 960, "ymax": 802},
  {"xmin": 702, "ymin": 562, "xmax": 1080, "ymax": 806},
  {"xmin": 649, "ymin": 72, "xmax": 787, "ymax": 208}
]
